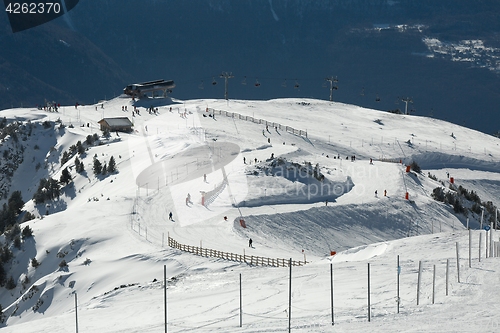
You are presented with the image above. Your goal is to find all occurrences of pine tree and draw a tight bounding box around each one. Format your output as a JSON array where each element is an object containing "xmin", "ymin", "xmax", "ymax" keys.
[
  {"xmin": 61, "ymin": 151, "xmax": 70, "ymax": 166},
  {"xmin": 60, "ymin": 167, "xmax": 72, "ymax": 185},
  {"xmin": 5, "ymin": 276, "xmax": 16, "ymax": 290},
  {"xmin": 75, "ymin": 157, "xmax": 81, "ymax": 172},
  {"xmin": 33, "ymin": 178, "xmax": 48, "ymax": 204},
  {"xmin": 22, "ymin": 225, "xmax": 33, "ymax": 239},
  {"xmin": 76, "ymin": 140, "xmax": 85, "ymax": 154},
  {"xmin": 108, "ymin": 156, "xmax": 116, "ymax": 173},
  {"xmin": 75, "ymin": 157, "xmax": 85, "ymax": 173},
  {"xmin": 47, "ymin": 178, "xmax": 61, "ymax": 200},
  {"xmin": 8, "ymin": 191, "xmax": 24, "ymax": 215},
  {"xmin": 93, "ymin": 158, "xmax": 102, "ymax": 175},
  {"xmin": 86, "ymin": 134, "xmax": 94, "ymax": 145}
]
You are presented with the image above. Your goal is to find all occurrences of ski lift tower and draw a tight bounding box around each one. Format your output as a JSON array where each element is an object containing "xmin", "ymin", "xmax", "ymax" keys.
[
  {"xmin": 220, "ymin": 72, "xmax": 234, "ymax": 100},
  {"xmin": 402, "ymin": 97, "xmax": 413, "ymax": 115},
  {"xmin": 325, "ymin": 76, "xmax": 339, "ymax": 102}
]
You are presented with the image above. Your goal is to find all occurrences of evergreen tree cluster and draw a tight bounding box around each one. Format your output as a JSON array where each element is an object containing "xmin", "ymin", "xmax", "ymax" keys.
[
  {"xmin": 410, "ymin": 161, "xmax": 421, "ymax": 173},
  {"xmin": 60, "ymin": 140, "xmax": 86, "ymax": 166},
  {"xmin": 0, "ymin": 223, "xmax": 32, "ymax": 291},
  {"xmin": 432, "ymin": 185, "xmax": 500, "ymax": 225},
  {"xmin": 0, "ymin": 191, "xmax": 24, "ymax": 234},
  {"xmin": 86, "ymin": 133, "xmax": 100, "ymax": 146},
  {"xmin": 93, "ymin": 155, "xmax": 117, "ymax": 176},
  {"xmin": 432, "ymin": 187, "xmax": 466, "ymax": 214},
  {"xmin": 32, "ymin": 178, "xmax": 61, "ymax": 204},
  {"xmin": 74, "ymin": 157, "xmax": 85, "ymax": 173}
]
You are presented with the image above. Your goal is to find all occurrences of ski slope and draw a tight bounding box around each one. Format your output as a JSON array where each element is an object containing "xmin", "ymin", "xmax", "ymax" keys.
[{"xmin": 0, "ymin": 96, "xmax": 499, "ymax": 332}]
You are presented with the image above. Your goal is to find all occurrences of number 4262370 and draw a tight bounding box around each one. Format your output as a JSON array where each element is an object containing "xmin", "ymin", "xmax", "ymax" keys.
[{"xmin": 5, "ymin": 2, "xmax": 61, "ymax": 14}]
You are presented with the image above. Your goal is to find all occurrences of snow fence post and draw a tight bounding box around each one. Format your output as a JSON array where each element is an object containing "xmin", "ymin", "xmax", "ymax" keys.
[
  {"xmin": 469, "ymin": 229, "xmax": 472, "ymax": 268},
  {"xmin": 417, "ymin": 261, "xmax": 422, "ymax": 305},
  {"xmin": 239, "ymin": 273, "xmax": 242, "ymax": 328},
  {"xmin": 164, "ymin": 265, "xmax": 168, "ymax": 333},
  {"xmin": 397, "ymin": 255, "xmax": 400, "ymax": 314},
  {"xmin": 486, "ymin": 229, "xmax": 489, "ymax": 258},
  {"xmin": 75, "ymin": 293, "xmax": 79, "ymax": 333},
  {"xmin": 490, "ymin": 222, "xmax": 494, "ymax": 258},
  {"xmin": 446, "ymin": 259, "xmax": 449, "ymax": 296},
  {"xmin": 367, "ymin": 263, "xmax": 371, "ymax": 322},
  {"xmin": 288, "ymin": 258, "xmax": 292, "ymax": 333},
  {"xmin": 479, "ymin": 232, "xmax": 482, "ymax": 262},
  {"xmin": 432, "ymin": 264, "xmax": 436, "ymax": 304},
  {"xmin": 456, "ymin": 242, "xmax": 460, "ymax": 283},
  {"xmin": 330, "ymin": 263, "xmax": 334, "ymax": 325}
]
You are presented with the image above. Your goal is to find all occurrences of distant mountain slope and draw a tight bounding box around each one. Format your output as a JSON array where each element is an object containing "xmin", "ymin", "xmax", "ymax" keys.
[
  {"xmin": 0, "ymin": 18, "xmax": 131, "ymax": 108},
  {"xmin": 1, "ymin": 1, "xmax": 500, "ymax": 135}
]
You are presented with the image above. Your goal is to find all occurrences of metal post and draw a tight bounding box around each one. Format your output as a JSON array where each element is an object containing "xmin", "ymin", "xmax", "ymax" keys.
[
  {"xmin": 220, "ymin": 72, "xmax": 234, "ymax": 100},
  {"xmin": 469, "ymin": 229, "xmax": 472, "ymax": 268},
  {"xmin": 417, "ymin": 261, "xmax": 422, "ymax": 305},
  {"xmin": 325, "ymin": 76, "xmax": 338, "ymax": 101},
  {"xmin": 239, "ymin": 273, "xmax": 242, "ymax": 327},
  {"xmin": 75, "ymin": 293, "xmax": 78, "ymax": 333},
  {"xmin": 480, "ymin": 209, "xmax": 484, "ymax": 230},
  {"xmin": 432, "ymin": 265, "xmax": 436, "ymax": 304},
  {"xmin": 367, "ymin": 263, "xmax": 371, "ymax": 322},
  {"xmin": 456, "ymin": 242, "xmax": 460, "ymax": 283},
  {"xmin": 397, "ymin": 255, "xmax": 400, "ymax": 314},
  {"xmin": 330, "ymin": 263, "xmax": 334, "ymax": 325},
  {"xmin": 288, "ymin": 258, "xmax": 292, "ymax": 333},
  {"xmin": 486, "ymin": 230, "xmax": 489, "ymax": 258},
  {"xmin": 479, "ymin": 233, "xmax": 482, "ymax": 262},
  {"xmin": 164, "ymin": 265, "xmax": 167, "ymax": 333},
  {"xmin": 490, "ymin": 222, "xmax": 494, "ymax": 258},
  {"xmin": 446, "ymin": 259, "xmax": 449, "ymax": 296}
]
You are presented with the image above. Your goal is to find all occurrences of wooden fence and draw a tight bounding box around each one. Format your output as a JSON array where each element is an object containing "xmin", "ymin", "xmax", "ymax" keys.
[
  {"xmin": 168, "ymin": 236, "xmax": 306, "ymax": 267},
  {"xmin": 209, "ymin": 108, "xmax": 308, "ymax": 138}
]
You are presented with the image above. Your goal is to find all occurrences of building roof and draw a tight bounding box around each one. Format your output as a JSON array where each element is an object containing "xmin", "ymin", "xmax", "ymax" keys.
[{"xmin": 98, "ymin": 117, "xmax": 133, "ymax": 127}]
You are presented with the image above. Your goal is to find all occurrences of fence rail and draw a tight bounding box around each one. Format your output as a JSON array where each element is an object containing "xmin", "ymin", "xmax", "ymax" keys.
[
  {"xmin": 168, "ymin": 236, "xmax": 306, "ymax": 267},
  {"xmin": 209, "ymin": 108, "xmax": 308, "ymax": 138}
]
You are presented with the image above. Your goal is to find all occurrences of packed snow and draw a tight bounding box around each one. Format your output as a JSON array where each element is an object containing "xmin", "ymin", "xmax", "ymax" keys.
[{"xmin": 0, "ymin": 96, "xmax": 499, "ymax": 332}]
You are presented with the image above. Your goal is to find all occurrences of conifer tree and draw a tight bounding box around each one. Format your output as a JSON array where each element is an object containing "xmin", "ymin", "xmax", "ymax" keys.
[
  {"xmin": 93, "ymin": 158, "xmax": 102, "ymax": 175},
  {"xmin": 108, "ymin": 156, "xmax": 116, "ymax": 173},
  {"xmin": 60, "ymin": 167, "xmax": 72, "ymax": 184}
]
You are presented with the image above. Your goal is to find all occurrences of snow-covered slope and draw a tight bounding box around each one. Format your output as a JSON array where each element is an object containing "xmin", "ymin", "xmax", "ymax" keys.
[{"xmin": 0, "ymin": 97, "xmax": 499, "ymax": 332}]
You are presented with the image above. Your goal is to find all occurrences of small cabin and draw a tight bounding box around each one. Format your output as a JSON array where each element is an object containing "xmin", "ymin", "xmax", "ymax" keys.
[{"xmin": 98, "ymin": 117, "xmax": 133, "ymax": 132}]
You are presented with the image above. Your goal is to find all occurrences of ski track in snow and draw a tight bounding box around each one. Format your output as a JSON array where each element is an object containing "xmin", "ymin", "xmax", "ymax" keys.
[{"xmin": 0, "ymin": 97, "xmax": 499, "ymax": 332}]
